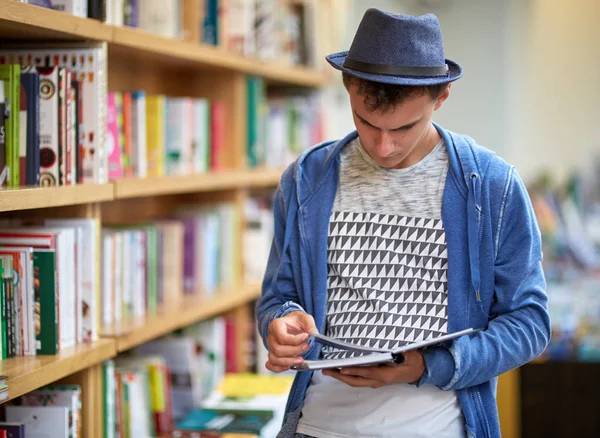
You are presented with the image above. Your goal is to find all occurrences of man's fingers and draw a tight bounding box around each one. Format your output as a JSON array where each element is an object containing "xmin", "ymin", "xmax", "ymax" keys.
[
  {"xmin": 267, "ymin": 351, "xmax": 303, "ymax": 369},
  {"xmin": 323, "ymin": 369, "xmax": 383, "ymax": 388},
  {"xmin": 265, "ymin": 361, "xmax": 292, "ymax": 373},
  {"xmin": 268, "ymin": 342, "xmax": 310, "ymax": 358},
  {"xmin": 297, "ymin": 312, "xmax": 318, "ymax": 334},
  {"xmin": 270, "ymin": 319, "xmax": 310, "ymax": 345}
]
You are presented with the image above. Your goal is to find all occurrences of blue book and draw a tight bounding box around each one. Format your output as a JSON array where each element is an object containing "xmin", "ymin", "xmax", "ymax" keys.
[
  {"xmin": 21, "ymin": 71, "xmax": 40, "ymax": 186},
  {"xmin": 202, "ymin": 0, "xmax": 219, "ymax": 45},
  {"xmin": 0, "ymin": 422, "xmax": 26, "ymax": 438}
]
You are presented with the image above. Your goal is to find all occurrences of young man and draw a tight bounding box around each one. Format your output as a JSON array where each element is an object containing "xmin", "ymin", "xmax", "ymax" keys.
[{"xmin": 257, "ymin": 9, "xmax": 550, "ymax": 438}]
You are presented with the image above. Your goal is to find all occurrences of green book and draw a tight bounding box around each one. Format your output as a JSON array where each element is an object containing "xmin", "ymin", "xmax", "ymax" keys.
[
  {"xmin": 102, "ymin": 360, "xmax": 116, "ymax": 438},
  {"xmin": 0, "ymin": 64, "xmax": 20, "ymax": 188},
  {"xmin": 34, "ymin": 250, "xmax": 58, "ymax": 355},
  {"xmin": 0, "ymin": 255, "xmax": 13, "ymax": 360},
  {"xmin": 145, "ymin": 225, "xmax": 158, "ymax": 315},
  {"xmin": 0, "ymin": 257, "xmax": 5, "ymax": 360}
]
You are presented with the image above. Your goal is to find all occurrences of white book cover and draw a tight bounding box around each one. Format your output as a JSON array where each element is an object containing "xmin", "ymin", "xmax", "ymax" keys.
[
  {"xmin": 133, "ymin": 231, "xmax": 146, "ymax": 319},
  {"xmin": 131, "ymin": 91, "xmax": 147, "ymax": 178},
  {"xmin": 20, "ymin": 385, "xmax": 82, "ymax": 438},
  {"xmin": 138, "ymin": 0, "xmax": 180, "ymax": 39},
  {"xmin": 181, "ymin": 317, "xmax": 226, "ymax": 399},
  {"xmin": 0, "ymin": 43, "xmax": 108, "ymax": 183},
  {"xmin": 125, "ymin": 370, "xmax": 152, "ymax": 437},
  {"xmin": 112, "ymin": 0, "xmax": 124, "ymax": 26},
  {"xmin": 46, "ymin": 218, "xmax": 99, "ymax": 343},
  {"xmin": 165, "ymin": 98, "xmax": 185, "ymax": 176},
  {"xmin": 101, "ymin": 231, "xmax": 114, "ymax": 327},
  {"xmin": 121, "ymin": 231, "xmax": 133, "ymax": 320},
  {"xmin": 6, "ymin": 405, "xmax": 69, "ymax": 437},
  {"xmin": 113, "ymin": 232, "xmax": 123, "ymax": 324}
]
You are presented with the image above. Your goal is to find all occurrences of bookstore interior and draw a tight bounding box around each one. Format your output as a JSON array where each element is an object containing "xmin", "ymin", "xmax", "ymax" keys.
[{"xmin": 0, "ymin": 0, "xmax": 597, "ymax": 437}]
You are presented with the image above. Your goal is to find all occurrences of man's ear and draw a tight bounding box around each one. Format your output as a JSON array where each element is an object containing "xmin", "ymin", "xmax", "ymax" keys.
[{"xmin": 434, "ymin": 83, "xmax": 452, "ymax": 111}]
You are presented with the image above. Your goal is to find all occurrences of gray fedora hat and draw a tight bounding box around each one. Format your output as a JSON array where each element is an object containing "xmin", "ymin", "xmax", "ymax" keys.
[{"xmin": 327, "ymin": 9, "xmax": 463, "ymax": 86}]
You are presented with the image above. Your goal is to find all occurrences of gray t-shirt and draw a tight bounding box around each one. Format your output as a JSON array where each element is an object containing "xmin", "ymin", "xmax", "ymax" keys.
[{"xmin": 297, "ymin": 137, "xmax": 466, "ymax": 438}]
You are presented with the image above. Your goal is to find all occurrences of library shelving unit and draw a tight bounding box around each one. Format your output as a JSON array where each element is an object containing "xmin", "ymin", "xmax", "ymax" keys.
[{"xmin": 0, "ymin": 0, "xmax": 330, "ymax": 436}]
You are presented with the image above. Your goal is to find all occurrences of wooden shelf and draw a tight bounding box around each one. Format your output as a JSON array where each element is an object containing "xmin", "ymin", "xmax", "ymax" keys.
[
  {"xmin": 111, "ymin": 26, "xmax": 328, "ymax": 87},
  {"xmin": 113, "ymin": 168, "xmax": 283, "ymax": 199},
  {"xmin": 0, "ymin": 0, "xmax": 112, "ymax": 41},
  {"xmin": 100, "ymin": 284, "xmax": 262, "ymax": 352},
  {"xmin": 0, "ymin": 339, "xmax": 116, "ymax": 403},
  {"xmin": 0, "ymin": 0, "xmax": 329, "ymax": 88},
  {"xmin": 0, "ymin": 184, "xmax": 114, "ymax": 212}
]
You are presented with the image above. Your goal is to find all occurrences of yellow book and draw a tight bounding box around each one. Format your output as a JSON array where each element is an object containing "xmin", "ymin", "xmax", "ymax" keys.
[
  {"xmin": 145, "ymin": 95, "xmax": 165, "ymax": 177},
  {"xmin": 217, "ymin": 373, "xmax": 294, "ymax": 397}
]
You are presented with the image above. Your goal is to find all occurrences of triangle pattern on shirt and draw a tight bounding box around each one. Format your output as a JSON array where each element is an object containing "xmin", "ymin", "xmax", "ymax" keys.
[{"xmin": 324, "ymin": 211, "xmax": 449, "ymax": 360}]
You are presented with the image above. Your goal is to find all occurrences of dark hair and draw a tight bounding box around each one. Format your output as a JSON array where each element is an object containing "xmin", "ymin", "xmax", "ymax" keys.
[{"xmin": 342, "ymin": 72, "xmax": 448, "ymax": 112}]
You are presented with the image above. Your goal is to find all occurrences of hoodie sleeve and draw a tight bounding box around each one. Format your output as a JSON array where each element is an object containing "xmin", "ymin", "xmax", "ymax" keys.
[
  {"xmin": 256, "ymin": 168, "xmax": 306, "ymax": 350},
  {"xmin": 418, "ymin": 166, "xmax": 551, "ymax": 390}
]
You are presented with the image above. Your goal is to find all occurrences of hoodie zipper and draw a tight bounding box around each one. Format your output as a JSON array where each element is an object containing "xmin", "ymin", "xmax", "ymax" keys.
[
  {"xmin": 467, "ymin": 172, "xmax": 482, "ymax": 302},
  {"xmin": 474, "ymin": 387, "xmax": 491, "ymax": 438}
]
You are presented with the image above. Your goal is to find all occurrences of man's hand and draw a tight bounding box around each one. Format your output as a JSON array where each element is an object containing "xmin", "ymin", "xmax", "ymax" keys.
[
  {"xmin": 322, "ymin": 350, "xmax": 426, "ymax": 388},
  {"xmin": 266, "ymin": 311, "xmax": 317, "ymax": 373}
]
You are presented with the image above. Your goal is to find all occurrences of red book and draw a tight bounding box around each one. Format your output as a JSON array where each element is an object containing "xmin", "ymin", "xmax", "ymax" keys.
[
  {"xmin": 225, "ymin": 316, "xmax": 237, "ymax": 373},
  {"xmin": 210, "ymin": 101, "xmax": 225, "ymax": 170}
]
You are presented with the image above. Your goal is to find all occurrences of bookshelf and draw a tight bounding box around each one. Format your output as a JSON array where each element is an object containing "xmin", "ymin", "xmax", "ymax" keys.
[
  {"xmin": 0, "ymin": 0, "xmax": 327, "ymax": 436},
  {"xmin": 0, "ymin": 183, "xmax": 113, "ymax": 212},
  {"xmin": 0, "ymin": 0, "xmax": 329, "ymax": 87},
  {"xmin": 100, "ymin": 284, "xmax": 262, "ymax": 353},
  {"xmin": 112, "ymin": 168, "xmax": 283, "ymax": 199},
  {"xmin": 0, "ymin": 339, "xmax": 115, "ymax": 403}
]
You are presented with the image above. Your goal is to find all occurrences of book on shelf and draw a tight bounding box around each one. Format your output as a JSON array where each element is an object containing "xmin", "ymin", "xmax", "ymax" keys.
[
  {"xmin": 0, "ymin": 65, "xmax": 21, "ymax": 188},
  {"xmin": 5, "ymin": 406, "xmax": 69, "ymax": 437},
  {"xmin": 0, "ymin": 218, "xmax": 99, "ymax": 357},
  {"xmin": 246, "ymin": 76, "xmax": 324, "ymax": 169},
  {"xmin": 17, "ymin": 385, "xmax": 82, "ymax": 438},
  {"xmin": 0, "ymin": 42, "xmax": 108, "ymax": 186},
  {"xmin": 25, "ymin": 1, "xmax": 88, "ymax": 18}
]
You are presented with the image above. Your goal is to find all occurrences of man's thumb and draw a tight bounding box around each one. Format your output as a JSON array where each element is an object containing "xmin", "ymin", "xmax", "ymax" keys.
[{"xmin": 297, "ymin": 312, "xmax": 318, "ymax": 334}]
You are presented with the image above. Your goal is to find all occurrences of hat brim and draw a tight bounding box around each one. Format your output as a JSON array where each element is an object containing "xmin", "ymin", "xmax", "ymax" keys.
[{"xmin": 326, "ymin": 51, "xmax": 463, "ymax": 86}]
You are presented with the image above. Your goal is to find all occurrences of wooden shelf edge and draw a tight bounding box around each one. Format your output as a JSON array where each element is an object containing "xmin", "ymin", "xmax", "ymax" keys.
[
  {"xmin": 100, "ymin": 284, "xmax": 262, "ymax": 352},
  {"xmin": 0, "ymin": 338, "xmax": 116, "ymax": 404},
  {"xmin": 0, "ymin": 0, "xmax": 112, "ymax": 41},
  {"xmin": 0, "ymin": 184, "xmax": 114, "ymax": 212},
  {"xmin": 113, "ymin": 169, "xmax": 283, "ymax": 199},
  {"xmin": 109, "ymin": 25, "xmax": 329, "ymax": 87}
]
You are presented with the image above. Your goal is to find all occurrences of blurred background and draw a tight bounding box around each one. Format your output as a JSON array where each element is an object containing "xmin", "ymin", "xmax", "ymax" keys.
[{"xmin": 0, "ymin": 0, "xmax": 598, "ymax": 437}]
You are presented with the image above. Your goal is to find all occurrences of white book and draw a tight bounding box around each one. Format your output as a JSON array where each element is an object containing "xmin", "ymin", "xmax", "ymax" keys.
[
  {"xmin": 101, "ymin": 231, "xmax": 114, "ymax": 327},
  {"xmin": 293, "ymin": 328, "xmax": 480, "ymax": 371},
  {"xmin": 131, "ymin": 91, "xmax": 147, "ymax": 178},
  {"xmin": 121, "ymin": 231, "xmax": 132, "ymax": 320},
  {"xmin": 46, "ymin": 218, "xmax": 99, "ymax": 343},
  {"xmin": 113, "ymin": 232, "xmax": 123, "ymax": 324},
  {"xmin": 20, "ymin": 385, "xmax": 82, "ymax": 438},
  {"xmin": 6, "ymin": 405, "xmax": 69, "ymax": 437},
  {"xmin": 133, "ymin": 231, "xmax": 146, "ymax": 318},
  {"xmin": 112, "ymin": 0, "xmax": 124, "ymax": 26}
]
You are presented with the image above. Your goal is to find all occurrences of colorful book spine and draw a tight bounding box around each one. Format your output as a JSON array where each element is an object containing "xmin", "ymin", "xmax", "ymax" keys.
[
  {"xmin": 145, "ymin": 95, "xmax": 165, "ymax": 177},
  {"xmin": 107, "ymin": 91, "xmax": 123, "ymax": 180},
  {"xmin": 21, "ymin": 70, "xmax": 40, "ymax": 186},
  {"xmin": 210, "ymin": 101, "xmax": 225, "ymax": 170}
]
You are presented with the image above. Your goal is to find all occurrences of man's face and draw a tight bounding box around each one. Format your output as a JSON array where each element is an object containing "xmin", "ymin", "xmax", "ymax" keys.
[{"xmin": 349, "ymin": 83, "xmax": 450, "ymax": 169}]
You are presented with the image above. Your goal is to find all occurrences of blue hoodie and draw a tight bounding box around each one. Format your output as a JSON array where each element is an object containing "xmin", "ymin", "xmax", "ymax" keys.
[{"xmin": 256, "ymin": 123, "xmax": 551, "ymax": 438}]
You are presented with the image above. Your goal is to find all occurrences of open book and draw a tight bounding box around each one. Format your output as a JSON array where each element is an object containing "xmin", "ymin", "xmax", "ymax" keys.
[{"xmin": 291, "ymin": 328, "xmax": 480, "ymax": 371}]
